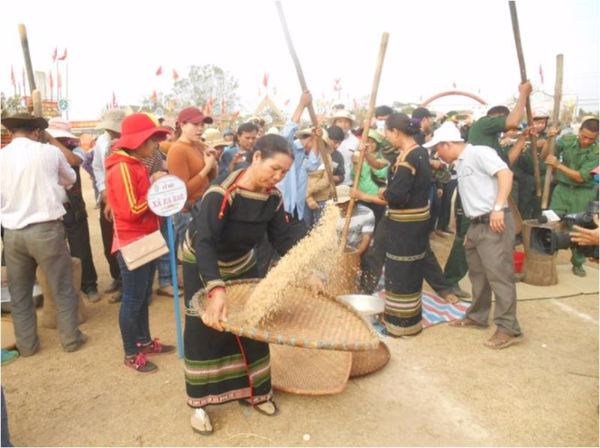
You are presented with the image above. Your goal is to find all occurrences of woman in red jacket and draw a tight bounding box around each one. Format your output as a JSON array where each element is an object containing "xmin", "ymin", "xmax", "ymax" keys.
[{"xmin": 106, "ymin": 113, "xmax": 175, "ymax": 373}]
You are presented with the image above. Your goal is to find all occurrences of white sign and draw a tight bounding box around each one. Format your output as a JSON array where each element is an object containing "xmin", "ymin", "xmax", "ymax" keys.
[{"xmin": 148, "ymin": 175, "xmax": 187, "ymax": 217}]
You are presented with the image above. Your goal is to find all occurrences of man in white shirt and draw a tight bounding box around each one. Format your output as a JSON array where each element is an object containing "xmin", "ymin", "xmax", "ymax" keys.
[
  {"xmin": 331, "ymin": 109, "xmax": 359, "ymax": 187},
  {"xmin": 91, "ymin": 108, "xmax": 125, "ymax": 299},
  {"xmin": 425, "ymin": 122, "xmax": 523, "ymax": 350},
  {"xmin": 0, "ymin": 113, "xmax": 88, "ymax": 355}
]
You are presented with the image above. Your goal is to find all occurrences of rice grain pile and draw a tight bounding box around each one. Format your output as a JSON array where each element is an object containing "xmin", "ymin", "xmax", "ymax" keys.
[{"xmin": 242, "ymin": 201, "xmax": 341, "ymax": 326}]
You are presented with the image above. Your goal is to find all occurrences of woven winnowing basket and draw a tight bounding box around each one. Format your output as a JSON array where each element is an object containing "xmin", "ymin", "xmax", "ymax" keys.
[
  {"xmin": 270, "ymin": 344, "xmax": 352, "ymax": 395},
  {"xmin": 187, "ymin": 279, "xmax": 379, "ymax": 351},
  {"xmin": 350, "ymin": 341, "xmax": 391, "ymax": 379}
]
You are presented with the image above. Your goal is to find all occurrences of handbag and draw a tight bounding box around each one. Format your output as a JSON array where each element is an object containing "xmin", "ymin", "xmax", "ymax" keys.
[{"xmin": 115, "ymin": 219, "xmax": 169, "ymax": 271}]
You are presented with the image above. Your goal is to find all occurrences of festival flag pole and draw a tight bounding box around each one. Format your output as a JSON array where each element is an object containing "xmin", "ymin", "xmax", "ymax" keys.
[
  {"xmin": 541, "ymin": 54, "xmax": 564, "ymax": 210},
  {"xmin": 275, "ymin": 0, "xmax": 338, "ymax": 202},
  {"xmin": 508, "ymin": 1, "xmax": 541, "ymax": 197},
  {"xmin": 339, "ymin": 32, "xmax": 389, "ymax": 253}
]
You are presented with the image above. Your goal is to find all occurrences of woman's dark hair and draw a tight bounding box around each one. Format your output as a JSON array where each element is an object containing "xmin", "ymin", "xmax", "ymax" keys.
[
  {"xmin": 326, "ymin": 125, "xmax": 345, "ymax": 143},
  {"xmin": 237, "ymin": 122, "xmax": 259, "ymax": 136},
  {"xmin": 385, "ymin": 112, "xmax": 421, "ymax": 136},
  {"xmin": 252, "ymin": 134, "xmax": 294, "ymax": 160}
]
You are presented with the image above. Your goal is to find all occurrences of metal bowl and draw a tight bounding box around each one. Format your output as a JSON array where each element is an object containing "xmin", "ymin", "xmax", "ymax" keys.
[{"xmin": 337, "ymin": 294, "xmax": 385, "ymax": 316}]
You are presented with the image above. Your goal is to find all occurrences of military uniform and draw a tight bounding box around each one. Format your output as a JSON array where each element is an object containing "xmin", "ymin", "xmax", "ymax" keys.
[
  {"xmin": 549, "ymin": 134, "xmax": 599, "ymax": 268},
  {"xmin": 513, "ymin": 135, "xmax": 548, "ymax": 219}
]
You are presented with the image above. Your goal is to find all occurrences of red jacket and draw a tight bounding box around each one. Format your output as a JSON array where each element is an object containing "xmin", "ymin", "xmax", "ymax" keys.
[{"xmin": 106, "ymin": 150, "xmax": 159, "ymax": 254}]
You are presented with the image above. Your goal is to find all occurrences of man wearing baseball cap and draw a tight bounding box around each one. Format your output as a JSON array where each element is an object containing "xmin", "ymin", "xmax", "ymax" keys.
[{"xmin": 425, "ymin": 122, "xmax": 523, "ymax": 350}]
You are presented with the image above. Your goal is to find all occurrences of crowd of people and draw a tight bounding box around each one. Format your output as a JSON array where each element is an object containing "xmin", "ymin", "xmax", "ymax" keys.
[{"xmin": 1, "ymin": 80, "xmax": 598, "ymax": 436}]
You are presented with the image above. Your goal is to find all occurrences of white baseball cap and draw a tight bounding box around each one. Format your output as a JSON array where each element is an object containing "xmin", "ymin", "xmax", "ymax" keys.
[{"xmin": 423, "ymin": 122, "xmax": 463, "ymax": 148}]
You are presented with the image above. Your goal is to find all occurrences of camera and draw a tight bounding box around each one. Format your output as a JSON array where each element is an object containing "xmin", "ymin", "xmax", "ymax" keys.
[{"xmin": 530, "ymin": 200, "xmax": 599, "ymax": 259}]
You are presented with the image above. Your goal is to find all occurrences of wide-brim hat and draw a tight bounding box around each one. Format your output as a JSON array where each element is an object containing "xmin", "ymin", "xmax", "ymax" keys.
[
  {"xmin": 331, "ymin": 110, "xmax": 355, "ymax": 124},
  {"xmin": 47, "ymin": 117, "xmax": 77, "ymax": 139},
  {"xmin": 2, "ymin": 113, "xmax": 48, "ymax": 131},
  {"xmin": 295, "ymin": 127, "xmax": 312, "ymax": 139},
  {"xmin": 202, "ymin": 128, "xmax": 228, "ymax": 148},
  {"xmin": 96, "ymin": 108, "xmax": 125, "ymax": 133},
  {"xmin": 335, "ymin": 185, "xmax": 351, "ymax": 204},
  {"xmin": 111, "ymin": 113, "xmax": 172, "ymax": 150},
  {"xmin": 187, "ymin": 279, "xmax": 379, "ymax": 351}
]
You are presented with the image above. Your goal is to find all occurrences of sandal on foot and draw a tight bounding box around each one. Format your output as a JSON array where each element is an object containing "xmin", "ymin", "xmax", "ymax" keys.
[
  {"xmin": 484, "ymin": 329, "xmax": 523, "ymax": 350},
  {"xmin": 190, "ymin": 408, "xmax": 213, "ymax": 435},
  {"xmin": 449, "ymin": 317, "xmax": 488, "ymax": 328},
  {"xmin": 239, "ymin": 399, "xmax": 279, "ymax": 416}
]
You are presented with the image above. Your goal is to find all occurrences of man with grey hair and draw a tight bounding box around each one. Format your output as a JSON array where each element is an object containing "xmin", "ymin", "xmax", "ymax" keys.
[{"xmin": 425, "ymin": 122, "xmax": 523, "ymax": 350}]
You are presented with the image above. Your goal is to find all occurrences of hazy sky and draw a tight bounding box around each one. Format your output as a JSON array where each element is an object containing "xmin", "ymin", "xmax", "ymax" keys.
[{"xmin": 1, "ymin": 0, "xmax": 598, "ymax": 120}]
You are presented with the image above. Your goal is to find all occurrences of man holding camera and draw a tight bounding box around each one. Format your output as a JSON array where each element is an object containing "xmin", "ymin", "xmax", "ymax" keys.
[{"xmin": 545, "ymin": 117, "xmax": 599, "ymax": 277}]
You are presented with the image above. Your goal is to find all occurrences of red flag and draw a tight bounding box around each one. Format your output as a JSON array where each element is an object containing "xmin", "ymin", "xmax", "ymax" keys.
[
  {"xmin": 112, "ymin": 91, "xmax": 118, "ymax": 107},
  {"xmin": 48, "ymin": 71, "xmax": 53, "ymax": 89},
  {"xmin": 57, "ymin": 71, "xmax": 62, "ymax": 88},
  {"xmin": 58, "ymin": 48, "xmax": 67, "ymax": 61},
  {"xmin": 10, "ymin": 66, "xmax": 15, "ymax": 86},
  {"xmin": 151, "ymin": 90, "xmax": 157, "ymax": 102},
  {"xmin": 263, "ymin": 72, "xmax": 269, "ymax": 88},
  {"xmin": 539, "ymin": 64, "xmax": 544, "ymax": 84},
  {"xmin": 155, "ymin": 66, "xmax": 162, "ymax": 76},
  {"xmin": 172, "ymin": 68, "xmax": 179, "ymax": 81},
  {"xmin": 52, "ymin": 47, "xmax": 57, "ymax": 62}
]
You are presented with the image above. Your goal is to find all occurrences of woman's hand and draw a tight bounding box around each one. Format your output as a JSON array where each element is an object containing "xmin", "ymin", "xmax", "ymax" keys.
[
  {"xmin": 201, "ymin": 289, "xmax": 228, "ymax": 332},
  {"xmin": 350, "ymin": 187, "xmax": 364, "ymax": 201}
]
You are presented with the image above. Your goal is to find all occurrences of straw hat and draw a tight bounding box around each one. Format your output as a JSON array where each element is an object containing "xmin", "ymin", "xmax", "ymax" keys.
[
  {"xmin": 202, "ymin": 128, "xmax": 228, "ymax": 148},
  {"xmin": 188, "ymin": 279, "xmax": 379, "ymax": 351},
  {"xmin": 270, "ymin": 345, "xmax": 352, "ymax": 395},
  {"xmin": 331, "ymin": 109, "xmax": 355, "ymax": 124},
  {"xmin": 2, "ymin": 112, "xmax": 48, "ymax": 131},
  {"xmin": 47, "ymin": 117, "xmax": 77, "ymax": 139}
]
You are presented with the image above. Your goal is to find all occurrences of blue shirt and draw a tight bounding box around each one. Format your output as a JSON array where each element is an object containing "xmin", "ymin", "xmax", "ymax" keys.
[{"xmin": 276, "ymin": 122, "xmax": 320, "ymax": 220}]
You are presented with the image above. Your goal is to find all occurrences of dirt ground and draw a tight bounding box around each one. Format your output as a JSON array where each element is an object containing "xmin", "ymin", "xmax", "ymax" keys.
[{"xmin": 1, "ymin": 173, "xmax": 598, "ymax": 447}]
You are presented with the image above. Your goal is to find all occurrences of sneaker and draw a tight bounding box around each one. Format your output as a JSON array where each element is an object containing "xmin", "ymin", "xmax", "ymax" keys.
[
  {"xmin": 138, "ymin": 338, "xmax": 176, "ymax": 356},
  {"xmin": 84, "ymin": 287, "xmax": 101, "ymax": 303},
  {"xmin": 104, "ymin": 279, "xmax": 121, "ymax": 294},
  {"xmin": 64, "ymin": 333, "xmax": 88, "ymax": 353},
  {"xmin": 450, "ymin": 286, "xmax": 471, "ymax": 299},
  {"xmin": 190, "ymin": 408, "xmax": 213, "ymax": 435},
  {"xmin": 108, "ymin": 291, "xmax": 122, "ymax": 303},
  {"xmin": 124, "ymin": 353, "xmax": 158, "ymax": 374},
  {"xmin": 572, "ymin": 265, "xmax": 586, "ymax": 277}
]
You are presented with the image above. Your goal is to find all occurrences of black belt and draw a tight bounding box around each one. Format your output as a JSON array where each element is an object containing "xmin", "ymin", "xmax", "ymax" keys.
[{"xmin": 469, "ymin": 208, "xmax": 510, "ymax": 225}]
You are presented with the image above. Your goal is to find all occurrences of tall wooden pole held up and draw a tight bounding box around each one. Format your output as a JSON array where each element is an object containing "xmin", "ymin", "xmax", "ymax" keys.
[{"xmin": 508, "ymin": 1, "xmax": 541, "ymax": 197}]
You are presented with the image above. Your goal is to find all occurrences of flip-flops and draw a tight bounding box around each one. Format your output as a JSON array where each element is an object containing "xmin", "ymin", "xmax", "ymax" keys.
[
  {"xmin": 484, "ymin": 330, "xmax": 524, "ymax": 350},
  {"xmin": 190, "ymin": 408, "xmax": 213, "ymax": 435},
  {"xmin": 449, "ymin": 317, "xmax": 488, "ymax": 329},
  {"xmin": 239, "ymin": 399, "xmax": 279, "ymax": 416}
]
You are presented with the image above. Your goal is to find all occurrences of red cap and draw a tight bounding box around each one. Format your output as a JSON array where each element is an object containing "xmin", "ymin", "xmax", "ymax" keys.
[
  {"xmin": 177, "ymin": 107, "xmax": 213, "ymax": 125},
  {"xmin": 111, "ymin": 113, "xmax": 172, "ymax": 150}
]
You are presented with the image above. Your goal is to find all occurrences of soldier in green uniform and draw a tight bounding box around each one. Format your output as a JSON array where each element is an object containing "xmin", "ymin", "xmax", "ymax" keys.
[
  {"xmin": 507, "ymin": 109, "xmax": 550, "ymax": 219},
  {"xmin": 444, "ymin": 81, "xmax": 532, "ymax": 289},
  {"xmin": 545, "ymin": 116, "xmax": 599, "ymax": 277}
]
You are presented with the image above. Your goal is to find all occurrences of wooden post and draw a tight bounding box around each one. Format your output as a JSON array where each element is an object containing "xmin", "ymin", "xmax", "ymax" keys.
[
  {"xmin": 340, "ymin": 33, "xmax": 390, "ymax": 251},
  {"xmin": 541, "ymin": 54, "xmax": 564, "ymax": 209},
  {"xmin": 275, "ymin": 1, "xmax": 337, "ymax": 201},
  {"xmin": 508, "ymin": 1, "xmax": 541, "ymax": 197}
]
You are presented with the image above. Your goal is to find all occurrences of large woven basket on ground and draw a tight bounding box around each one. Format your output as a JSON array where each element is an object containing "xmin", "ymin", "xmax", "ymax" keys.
[
  {"xmin": 350, "ymin": 341, "xmax": 391, "ymax": 378},
  {"xmin": 270, "ymin": 344, "xmax": 352, "ymax": 395},
  {"xmin": 187, "ymin": 279, "xmax": 379, "ymax": 351}
]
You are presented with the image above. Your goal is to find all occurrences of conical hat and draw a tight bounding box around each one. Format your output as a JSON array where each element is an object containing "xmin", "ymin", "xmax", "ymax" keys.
[
  {"xmin": 188, "ymin": 279, "xmax": 379, "ymax": 351},
  {"xmin": 270, "ymin": 345, "xmax": 351, "ymax": 395},
  {"xmin": 350, "ymin": 341, "xmax": 391, "ymax": 378}
]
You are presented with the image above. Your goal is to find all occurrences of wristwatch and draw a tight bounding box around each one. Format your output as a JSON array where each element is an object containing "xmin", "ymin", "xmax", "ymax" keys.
[{"xmin": 493, "ymin": 204, "xmax": 504, "ymax": 212}]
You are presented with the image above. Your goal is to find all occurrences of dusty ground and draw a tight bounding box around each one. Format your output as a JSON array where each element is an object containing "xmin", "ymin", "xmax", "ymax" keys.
[{"xmin": 1, "ymin": 173, "xmax": 598, "ymax": 447}]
